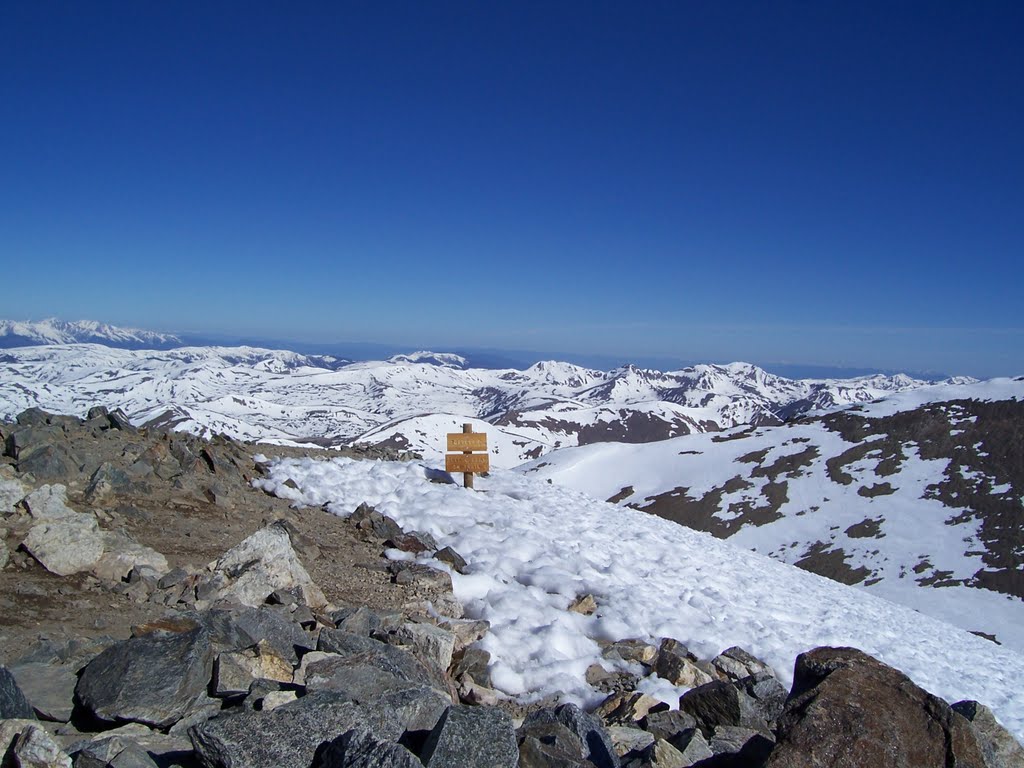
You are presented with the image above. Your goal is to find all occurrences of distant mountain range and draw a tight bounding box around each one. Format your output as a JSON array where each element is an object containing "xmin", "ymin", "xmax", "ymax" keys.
[{"xmin": 0, "ymin": 318, "xmax": 182, "ymax": 349}]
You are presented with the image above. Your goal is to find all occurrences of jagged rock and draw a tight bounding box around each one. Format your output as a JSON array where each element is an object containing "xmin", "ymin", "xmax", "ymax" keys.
[
  {"xmin": 608, "ymin": 725, "xmax": 655, "ymax": 758},
  {"xmin": 16, "ymin": 408, "xmax": 57, "ymax": 427},
  {"xmin": 200, "ymin": 605, "xmax": 316, "ymax": 665},
  {"xmin": 91, "ymin": 529, "xmax": 168, "ymax": 583},
  {"xmin": 0, "ymin": 470, "xmax": 26, "ymax": 512},
  {"xmin": 735, "ymin": 672, "xmax": 788, "ymax": 726},
  {"xmin": 602, "ymin": 640, "xmax": 658, "ymax": 666},
  {"xmin": 711, "ymin": 646, "xmax": 774, "ymax": 682},
  {"xmin": 1, "ymin": 665, "xmax": 36, "ymax": 718},
  {"xmin": 315, "ymin": 630, "xmax": 452, "ymax": 700},
  {"xmin": 585, "ymin": 664, "xmax": 641, "ymax": 696},
  {"xmin": 23, "ymin": 484, "xmax": 74, "ymax": 519},
  {"xmin": 517, "ymin": 720, "xmax": 591, "ymax": 767},
  {"xmin": 392, "ymin": 622, "xmax": 456, "ymax": 674},
  {"xmin": 522, "ymin": 703, "xmax": 620, "ymax": 768},
  {"xmin": 707, "ymin": 725, "xmax": 775, "ymax": 765},
  {"xmin": 106, "ymin": 409, "xmax": 134, "ymax": 431},
  {"xmin": 391, "ymin": 562, "xmax": 451, "ymax": 590},
  {"xmin": 952, "ymin": 700, "xmax": 1024, "ymax": 768},
  {"xmin": 85, "ymin": 463, "xmax": 138, "ymax": 502},
  {"xmin": 8, "ymin": 661, "xmax": 78, "ymax": 721},
  {"xmin": 653, "ymin": 639, "xmax": 714, "ymax": 688},
  {"xmin": 22, "ymin": 512, "xmax": 105, "ymax": 577},
  {"xmin": 444, "ymin": 618, "xmax": 490, "ymax": 652},
  {"xmin": 766, "ymin": 646, "xmax": 987, "ymax": 768},
  {"xmin": 195, "ymin": 523, "xmax": 327, "ymax": 610},
  {"xmin": 261, "ymin": 690, "xmax": 297, "ymax": 711},
  {"xmin": 422, "ymin": 705, "xmax": 518, "ymax": 768},
  {"xmin": 72, "ymin": 736, "xmax": 159, "ymax": 768},
  {"xmin": 434, "ymin": 546, "xmax": 467, "ymax": 573},
  {"xmin": 451, "ymin": 647, "xmax": 492, "ymax": 688},
  {"xmin": 667, "ymin": 729, "xmax": 714, "ymax": 764},
  {"xmin": 349, "ymin": 502, "xmax": 403, "ymax": 541},
  {"xmin": 214, "ymin": 640, "xmax": 293, "ymax": 697},
  {"xmin": 75, "ymin": 623, "xmax": 215, "ymax": 729},
  {"xmin": 157, "ymin": 567, "xmax": 188, "ymax": 590},
  {"xmin": 314, "ymin": 728, "xmax": 421, "ymax": 768},
  {"xmin": 569, "ymin": 594, "xmax": 598, "ymax": 615},
  {"xmin": 637, "ymin": 710, "xmax": 697, "ymax": 743},
  {"xmin": 190, "ymin": 689, "xmax": 446, "ymax": 768},
  {"xmin": 677, "ymin": 678, "xmax": 774, "ymax": 736},
  {"xmin": 0, "ymin": 538, "xmax": 8, "ymax": 569},
  {"xmin": 621, "ymin": 738, "xmax": 688, "ymax": 768},
  {"xmin": 18, "ymin": 444, "xmax": 78, "ymax": 481},
  {"xmin": 11, "ymin": 723, "xmax": 72, "ymax": 768},
  {"xmin": 302, "ymin": 655, "xmax": 426, "ymax": 700},
  {"xmin": 6, "ymin": 424, "xmax": 63, "ymax": 460},
  {"xmin": 385, "ymin": 530, "xmax": 438, "ymax": 554},
  {"xmin": 595, "ymin": 691, "xmax": 662, "ymax": 725}
]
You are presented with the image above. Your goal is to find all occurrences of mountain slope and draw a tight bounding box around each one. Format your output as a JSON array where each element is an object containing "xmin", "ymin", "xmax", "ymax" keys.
[
  {"xmin": 256, "ymin": 455, "xmax": 1024, "ymax": 741},
  {"xmin": 0, "ymin": 344, "xmax": 955, "ymax": 465},
  {"xmin": 521, "ymin": 377, "xmax": 1024, "ymax": 650},
  {"xmin": 0, "ymin": 318, "xmax": 183, "ymax": 349}
]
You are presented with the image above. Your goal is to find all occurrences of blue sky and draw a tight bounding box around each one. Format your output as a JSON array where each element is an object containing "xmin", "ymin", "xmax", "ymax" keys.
[{"xmin": 2, "ymin": 3, "xmax": 1022, "ymax": 377}]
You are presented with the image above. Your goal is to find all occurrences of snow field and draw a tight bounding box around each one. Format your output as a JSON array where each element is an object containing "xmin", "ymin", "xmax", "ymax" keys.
[{"xmin": 255, "ymin": 455, "xmax": 1024, "ymax": 741}]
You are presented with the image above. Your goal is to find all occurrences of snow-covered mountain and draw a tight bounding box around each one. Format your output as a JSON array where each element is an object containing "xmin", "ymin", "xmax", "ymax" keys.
[
  {"xmin": 0, "ymin": 344, "xmax": 955, "ymax": 464},
  {"xmin": 521, "ymin": 377, "xmax": 1024, "ymax": 651},
  {"xmin": 0, "ymin": 319, "xmax": 182, "ymax": 349},
  {"xmin": 256, "ymin": 454, "xmax": 1024, "ymax": 742}
]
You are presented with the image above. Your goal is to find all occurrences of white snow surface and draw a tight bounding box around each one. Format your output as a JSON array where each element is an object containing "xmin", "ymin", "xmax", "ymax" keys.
[
  {"xmin": 0, "ymin": 318, "xmax": 181, "ymax": 347},
  {"xmin": 255, "ymin": 455, "xmax": 1024, "ymax": 741}
]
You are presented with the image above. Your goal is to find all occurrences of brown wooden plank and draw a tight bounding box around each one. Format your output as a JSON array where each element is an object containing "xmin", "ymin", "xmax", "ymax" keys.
[
  {"xmin": 447, "ymin": 432, "xmax": 488, "ymax": 452},
  {"xmin": 445, "ymin": 453, "xmax": 490, "ymax": 474}
]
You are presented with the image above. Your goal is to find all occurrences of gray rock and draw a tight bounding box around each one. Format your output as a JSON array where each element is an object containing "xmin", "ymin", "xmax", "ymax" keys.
[
  {"xmin": 637, "ymin": 710, "xmax": 697, "ymax": 742},
  {"xmin": 517, "ymin": 720, "xmax": 590, "ymax": 767},
  {"xmin": 595, "ymin": 691, "xmax": 662, "ymax": 725},
  {"xmin": 195, "ymin": 524, "xmax": 327, "ymax": 610},
  {"xmin": 422, "ymin": 705, "xmax": 518, "ymax": 768},
  {"xmin": 735, "ymin": 673, "xmax": 788, "ymax": 726},
  {"xmin": 452, "ymin": 647, "xmax": 492, "ymax": 688},
  {"xmin": 11, "ymin": 723, "xmax": 72, "ymax": 768},
  {"xmin": 302, "ymin": 657, "xmax": 425, "ymax": 701},
  {"xmin": 157, "ymin": 567, "xmax": 189, "ymax": 590},
  {"xmin": 85, "ymin": 463, "xmax": 138, "ymax": 502},
  {"xmin": 0, "ymin": 472, "xmax": 26, "ymax": 512},
  {"xmin": 316, "ymin": 629, "xmax": 451, "ymax": 699},
  {"xmin": 952, "ymin": 700, "xmax": 1024, "ymax": 768},
  {"xmin": 75, "ymin": 623, "xmax": 214, "ymax": 729},
  {"xmin": 602, "ymin": 640, "xmax": 658, "ymax": 667},
  {"xmin": 23, "ymin": 484, "xmax": 74, "ymax": 519},
  {"xmin": 711, "ymin": 646, "xmax": 774, "ymax": 683},
  {"xmin": 22, "ymin": 511, "xmax": 105, "ymax": 577},
  {"xmin": 707, "ymin": 725, "xmax": 775, "ymax": 764},
  {"xmin": 653, "ymin": 639, "xmax": 714, "ymax": 688},
  {"xmin": 391, "ymin": 562, "xmax": 452, "ymax": 591},
  {"xmin": 202, "ymin": 605, "xmax": 316, "ymax": 665},
  {"xmin": 349, "ymin": 503, "xmax": 403, "ymax": 541},
  {"xmin": 91, "ymin": 529, "xmax": 168, "ymax": 583},
  {"xmin": 6, "ymin": 424, "xmax": 62, "ymax": 459},
  {"xmin": 392, "ymin": 622, "xmax": 456, "ymax": 675},
  {"xmin": 677, "ymin": 679, "xmax": 772, "ymax": 736},
  {"xmin": 385, "ymin": 530, "xmax": 438, "ymax": 554},
  {"xmin": 18, "ymin": 444, "xmax": 78, "ymax": 482},
  {"xmin": 190, "ymin": 689, "xmax": 446, "ymax": 768},
  {"xmin": 9, "ymin": 661, "xmax": 78, "ymax": 721},
  {"xmin": 16, "ymin": 407, "xmax": 55, "ymax": 427},
  {"xmin": 523, "ymin": 703, "xmax": 620, "ymax": 768},
  {"xmin": 607, "ymin": 725, "xmax": 655, "ymax": 759},
  {"xmin": 0, "ymin": 665, "xmax": 36, "ymax": 719},
  {"xmin": 314, "ymin": 728, "xmax": 421, "ymax": 768},
  {"xmin": 214, "ymin": 641, "xmax": 293, "ymax": 698},
  {"xmin": 622, "ymin": 738, "xmax": 688, "ymax": 768},
  {"xmin": 666, "ymin": 729, "xmax": 714, "ymax": 764},
  {"xmin": 73, "ymin": 736, "xmax": 159, "ymax": 768}
]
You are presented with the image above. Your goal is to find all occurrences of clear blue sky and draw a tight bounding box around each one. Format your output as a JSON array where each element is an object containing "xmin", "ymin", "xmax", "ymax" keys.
[{"xmin": 2, "ymin": 2, "xmax": 1022, "ymax": 377}]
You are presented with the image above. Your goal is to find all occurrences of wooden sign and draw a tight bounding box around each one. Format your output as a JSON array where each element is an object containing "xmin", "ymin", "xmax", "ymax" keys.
[
  {"xmin": 447, "ymin": 432, "xmax": 488, "ymax": 452},
  {"xmin": 445, "ymin": 453, "xmax": 490, "ymax": 474},
  {"xmin": 445, "ymin": 423, "xmax": 488, "ymax": 489}
]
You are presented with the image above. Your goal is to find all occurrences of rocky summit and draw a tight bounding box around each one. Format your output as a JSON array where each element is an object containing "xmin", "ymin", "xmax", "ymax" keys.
[{"xmin": 1, "ymin": 407, "xmax": 1022, "ymax": 767}]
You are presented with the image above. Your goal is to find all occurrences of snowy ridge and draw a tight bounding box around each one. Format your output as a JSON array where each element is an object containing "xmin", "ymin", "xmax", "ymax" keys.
[
  {"xmin": 0, "ymin": 344, "xmax": 958, "ymax": 465},
  {"xmin": 254, "ymin": 456, "xmax": 1024, "ymax": 741},
  {"xmin": 521, "ymin": 377, "xmax": 1024, "ymax": 650},
  {"xmin": 0, "ymin": 318, "xmax": 182, "ymax": 349}
]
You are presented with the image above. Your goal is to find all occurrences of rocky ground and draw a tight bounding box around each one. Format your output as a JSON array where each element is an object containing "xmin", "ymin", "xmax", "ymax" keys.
[{"xmin": 1, "ymin": 407, "xmax": 1022, "ymax": 767}]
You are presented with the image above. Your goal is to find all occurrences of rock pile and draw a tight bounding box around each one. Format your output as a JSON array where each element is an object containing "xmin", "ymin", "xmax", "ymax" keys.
[{"xmin": 2, "ymin": 407, "xmax": 1022, "ymax": 767}]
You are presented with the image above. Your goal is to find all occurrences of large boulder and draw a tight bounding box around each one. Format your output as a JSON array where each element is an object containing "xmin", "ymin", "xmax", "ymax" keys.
[
  {"xmin": 421, "ymin": 705, "xmax": 518, "ymax": 768},
  {"xmin": 75, "ymin": 622, "xmax": 215, "ymax": 729},
  {"xmin": 314, "ymin": 728, "xmax": 422, "ymax": 768},
  {"xmin": 22, "ymin": 511, "xmax": 105, "ymax": 576},
  {"xmin": 195, "ymin": 523, "xmax": 327, "ymax": 610},
  {"xmin": 190, "ymin": 688, "xmax": 447, "ymax": 768},
  {"xmin": 91, "ymin": 529, "xmax": 168, "ymax": 583},
  {"xmin": 0, "ymin": 665, "xmax": 36, "ymax": 719},
  {"xmin": 23, "ymin": 484, "xmax": 75, "ymax": 519},
  {"xmin": 653, "ymin": 638, "xmax": 714, "ymax": 688},
  {"xmin": 521, "ymin": 703, "xmax": 620, "ymax": 768},
  {"xmin": 8, "ymin": 661, "xmax": 78, "ymax": 722},
  {"xmin": 766, "ymin": 646, "xmax": 986, "ymax": 768}
]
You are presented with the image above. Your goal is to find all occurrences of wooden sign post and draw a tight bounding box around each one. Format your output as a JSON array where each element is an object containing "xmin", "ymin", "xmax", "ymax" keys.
[{"xmin": 446, "ymin": 423, "xmax": 489, "ymax": 489}]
